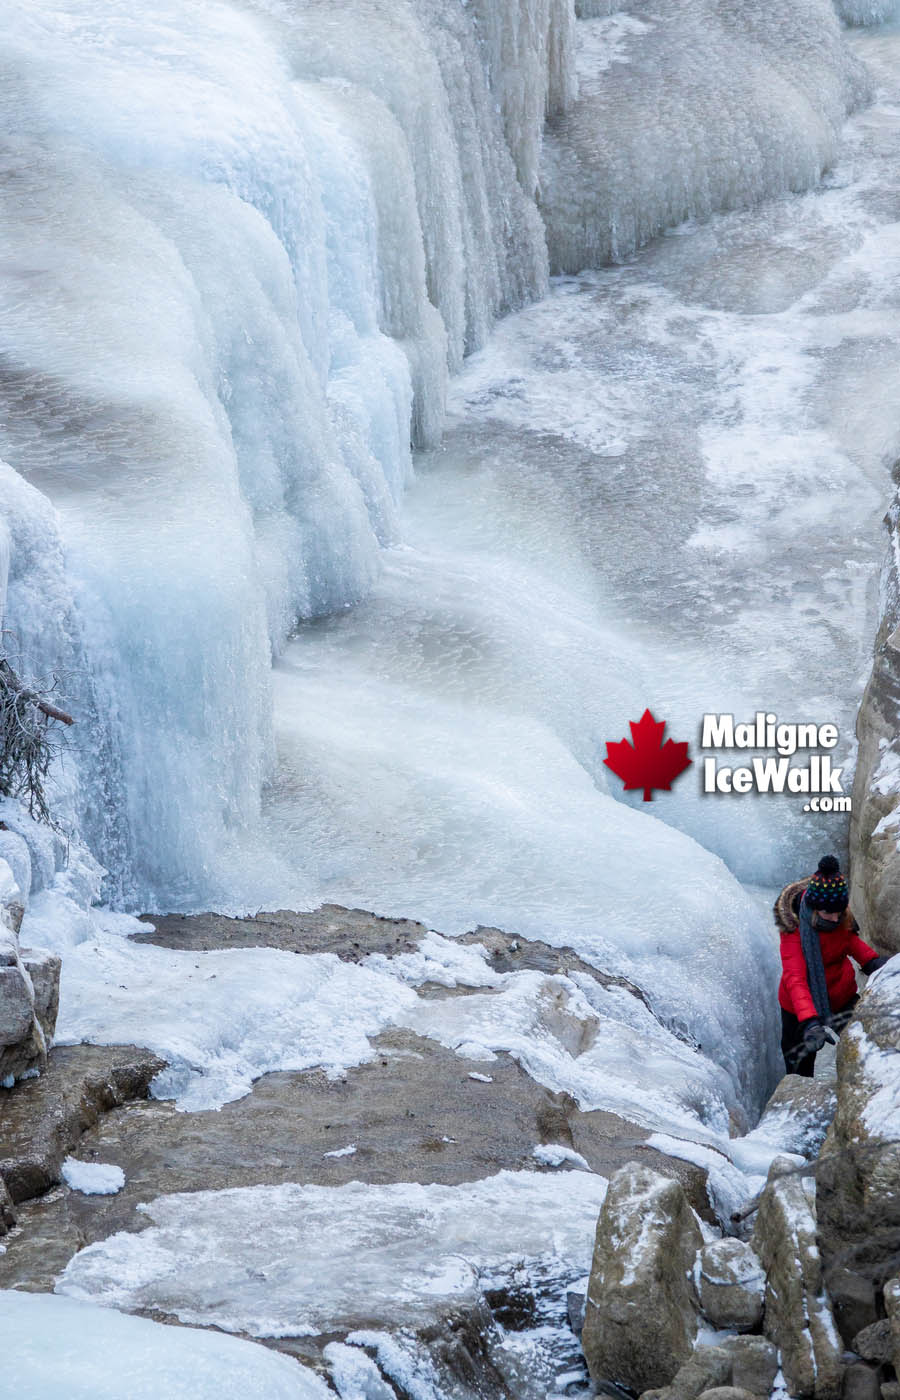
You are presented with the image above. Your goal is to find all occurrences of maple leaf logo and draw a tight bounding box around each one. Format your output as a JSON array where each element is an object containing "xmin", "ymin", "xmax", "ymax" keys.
[{"xmin": 604, "ymin": 709, "xmax": 692, "ymax": 802}]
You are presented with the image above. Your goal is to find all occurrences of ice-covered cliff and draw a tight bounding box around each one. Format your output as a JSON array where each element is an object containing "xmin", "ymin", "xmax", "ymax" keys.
[{"xmin": 0, "ymin": 0, "xmax": 875, "ymax": 912}]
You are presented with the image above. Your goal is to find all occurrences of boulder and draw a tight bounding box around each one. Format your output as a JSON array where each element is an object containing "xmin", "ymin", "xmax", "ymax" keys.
[
  {"xmin": 0, "ymin": 945, "xmax": 60, "ymax": 1083},
  {"xmin": 881, "ymin": 1384, "xmax": 900, "ymax": 1400},
  {"xmin": 720, "ymin": 1336, "xmax": 779, "ymax": 1397},
  {"xmin": 817, "ymin": 968, "xmax": 900, "ymax": 1292},
  {"xmin": 840, "ymin": 1364, "xmax": 881, "ymax": 1400},
  {"xmin": 640, "ymin": 1345, "xmax": 732, "ymax": 1400},
  {"xmin": 695, "ymin": 1238, "xmax": 764, "ymax": 1331},
  {"xmin": 696, "ymin": 1389, "xmax": 759, "ymax": 1400},
  {"xmin": 825, "ymin": 1269, "xmax": 877, "ymax": 1346},
  {"xmin": 21, "ymin": 948, "xmax": 60, "ymax": 1045},
  {"xmin": 752, "ymin": 1157, "xmax": 844, "ymax": 1399},
  {"xmin": 0, "ymin": 962, "xmax": 32, "ymax": 1045},
  {"xmin": 852, "ymin": 1319, "xmax": 892, "ymax": 1365},
  {"xmin": 582, "ymin": 1163, "xmax": 703, "ymax": 1394}
]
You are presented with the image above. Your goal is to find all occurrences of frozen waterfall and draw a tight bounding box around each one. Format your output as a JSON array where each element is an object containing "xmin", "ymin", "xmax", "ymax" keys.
[{"xmin": 1, "ymin": 0, "xmax": 895, "ymax": 1115}]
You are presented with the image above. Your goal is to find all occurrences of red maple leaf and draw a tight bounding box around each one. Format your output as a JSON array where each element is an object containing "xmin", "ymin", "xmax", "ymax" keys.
[{"xmin": 603, "ymin": 709, "xmax": 692, "ymax": 802}]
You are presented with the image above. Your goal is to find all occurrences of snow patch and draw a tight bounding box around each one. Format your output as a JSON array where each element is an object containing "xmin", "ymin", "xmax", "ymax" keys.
[{"xmin": 62, "ymin": 1158, "xmax": 125, "ymax": 1196}]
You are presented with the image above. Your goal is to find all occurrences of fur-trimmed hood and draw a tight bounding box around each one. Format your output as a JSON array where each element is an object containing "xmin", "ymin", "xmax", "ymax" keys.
[{"xmin": 773, "ymin": 878, "xmax": 809, "ymax": 933}]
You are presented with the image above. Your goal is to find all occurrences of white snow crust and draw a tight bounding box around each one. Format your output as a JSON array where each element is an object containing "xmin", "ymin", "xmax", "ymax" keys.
[
  {"xmin": 50, "ymin": 925, "xmax": 418, "ymax": 1111},
  {"xmin": 532, "ymin": 1143, "xmax": 591, "ymax": 1170},
  {"xmin": 46, "ymin": 913, "xmax": 752, "ymax": 1135},
  {"xmin": 0, "ymin": 1289, "xmax": 330, "ymax": 1399}
]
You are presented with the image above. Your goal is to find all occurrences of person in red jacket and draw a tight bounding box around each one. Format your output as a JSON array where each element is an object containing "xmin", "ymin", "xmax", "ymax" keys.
[{"xmin": 775, "ymin": 855, "xmax": 888, "ymax": 1077}]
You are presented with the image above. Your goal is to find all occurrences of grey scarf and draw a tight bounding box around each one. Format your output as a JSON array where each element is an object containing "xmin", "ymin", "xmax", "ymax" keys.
[{"xmin": 798, "ymin": 893, "xmax": 832, "ymax": 1024}]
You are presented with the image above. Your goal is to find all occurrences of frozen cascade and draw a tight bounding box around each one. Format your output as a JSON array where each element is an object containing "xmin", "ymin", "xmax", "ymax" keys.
[
  {"xmin": 836, "ymin": 0, "xmax": 900, "ymax": 24},
  {"xmin": 540, "ymin": 0, "xmax": 872, "ymax": 271},
  {"xmin": 0, "ymin": 0, "xmax": 562, "ymax": 907},
  {"xmin": 0, "ymin": 2, "xmax": 894, "ymax": 1105}
]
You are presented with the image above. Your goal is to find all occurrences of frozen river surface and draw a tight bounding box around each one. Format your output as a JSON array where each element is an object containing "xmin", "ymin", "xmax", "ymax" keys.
[{"xmin": 269, "ymin": 20, "xmax": 900, "ymax": 1055}]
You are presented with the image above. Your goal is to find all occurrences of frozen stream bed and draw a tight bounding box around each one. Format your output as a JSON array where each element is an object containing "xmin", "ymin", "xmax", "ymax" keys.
[{"xmin": 5, "ymin": 8, "xmax": 900, "ymax": 1400}]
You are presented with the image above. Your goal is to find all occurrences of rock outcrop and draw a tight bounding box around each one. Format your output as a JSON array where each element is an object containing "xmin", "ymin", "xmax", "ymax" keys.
[
  {"xmin": 752, "ymin": 1157, "xmax": 843, "ymax": 1400},
  {"xmin": 0, "ymin": 847, "xmax": 60, "ymax": 1083},
  {"xmin": 582, "ymin": 1163, "xmax": 703, "ymax": 1394},
  {"xmin": 816, "ymin": 961, "xmax": 900, "ymax": 1298},
  {"xmin": 852, "ymin": 498, "xmax": 900, "ymax": 953}
]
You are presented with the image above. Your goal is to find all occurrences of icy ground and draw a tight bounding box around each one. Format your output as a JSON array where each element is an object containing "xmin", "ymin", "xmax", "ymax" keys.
[{"xmin": 1, "ymin": 1290, "xmax": 331, "ymax": 1400}]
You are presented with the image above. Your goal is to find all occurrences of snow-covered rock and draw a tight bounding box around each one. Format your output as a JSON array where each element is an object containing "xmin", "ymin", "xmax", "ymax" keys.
[
  {"xmin": 752, "ymin": 1158, "xmax": 843, "ymax": 1400},
  {"xmin": 742, "ymin": 1073, "xmax": 837, "ymax": 1164},
  {"xmin": 816, "ymin": 957, "xmax": 900, "ymax": 1304},
  {"xmin": 582, "ymin": 1163, "xmax": 703, "ymax": 1393},
  {"xmin": 695, "ymin": 1238, "xmax": 764, "ymax": 1332}
]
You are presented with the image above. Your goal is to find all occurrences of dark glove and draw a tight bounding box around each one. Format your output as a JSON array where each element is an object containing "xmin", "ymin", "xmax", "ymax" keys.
[
  {"xmin": 863, "ymin": 955, "xmax": 890, "ymax": 974},
  {"xmin": 800, "ymin": 1018, "xmax": 828, "ymax": 1054}
]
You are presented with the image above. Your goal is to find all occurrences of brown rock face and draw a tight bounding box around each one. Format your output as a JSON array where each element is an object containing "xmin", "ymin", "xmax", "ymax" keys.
[
  {"xmin": 582, "ymin": 1163, "xmax": 703, "ymax": 1394},
  {"xmin": 0, "ymin": 1044, "xmax": 165, "ymax": 1205},
  {"xmin": 752, "ymin": 1159, "xmax": 843, "ymax": 1400}
]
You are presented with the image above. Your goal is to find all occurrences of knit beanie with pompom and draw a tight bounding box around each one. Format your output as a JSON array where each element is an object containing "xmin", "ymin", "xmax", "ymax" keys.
[{"xmin": 805, "ymin": 854, "xmax": 849, "ymax": 912}]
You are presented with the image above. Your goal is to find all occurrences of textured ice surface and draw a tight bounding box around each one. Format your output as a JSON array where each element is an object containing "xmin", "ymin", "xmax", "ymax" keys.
[
  {"xmin": 541, "ymin": 0, "xmax": 871, "ymax": 271},
  {"xmin": 0, "ymin": 0, "xmax": 561, "ymax": 909},
  {"xmin": 396, "ymin": 970, "xmax": 745, "ymax": 1137},
  {"xmin": 0, "ymin": 0, "xmax": 881, "ymax": 917},
  {"xmin": 1, "ymin": 1290, "xmax": 328, "ymax": 1399},
  {"xmin": 49, "ymin": 924, "xmax": 418, "ymax": 1111},
  {"xmin": 836, "ymin": 0, "xmax": 900, "ymax": 22},
  {"xmin": 56, "ymin": 1171, "xmax": 610, "ymax": 1337},
  {"xmin": 62, "ymin": 1158, "xmax": 126, "ymax": 1196}
]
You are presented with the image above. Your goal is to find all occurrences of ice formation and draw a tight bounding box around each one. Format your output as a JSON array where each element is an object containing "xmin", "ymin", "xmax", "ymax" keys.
[
  {"xmin": 56, "ymin": 1171, "xmax": 611, "ymax": 1337},
  {"xmin": 540, "ymin": 0, "xmax": 871, "ymax": 271},
  {"xmin": 1, "ymin": 0, "xmax": 898, "ymax": 1230},
  {"xmin": 0, "ymin": 0, "xmax": 879, "ymax": 919},
  {"xmin": 0, "ymin": 0, "xmax": 560, "ymax": 909},
  {"xmin": 835, "ymin": 0, "xmax": 900, "ymax": 22}
]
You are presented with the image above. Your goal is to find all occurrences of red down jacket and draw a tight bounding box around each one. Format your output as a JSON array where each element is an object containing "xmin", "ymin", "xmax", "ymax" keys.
[{"xmin": 778, "ymin": 915, "xmax": 877, "ymax": 1022}]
